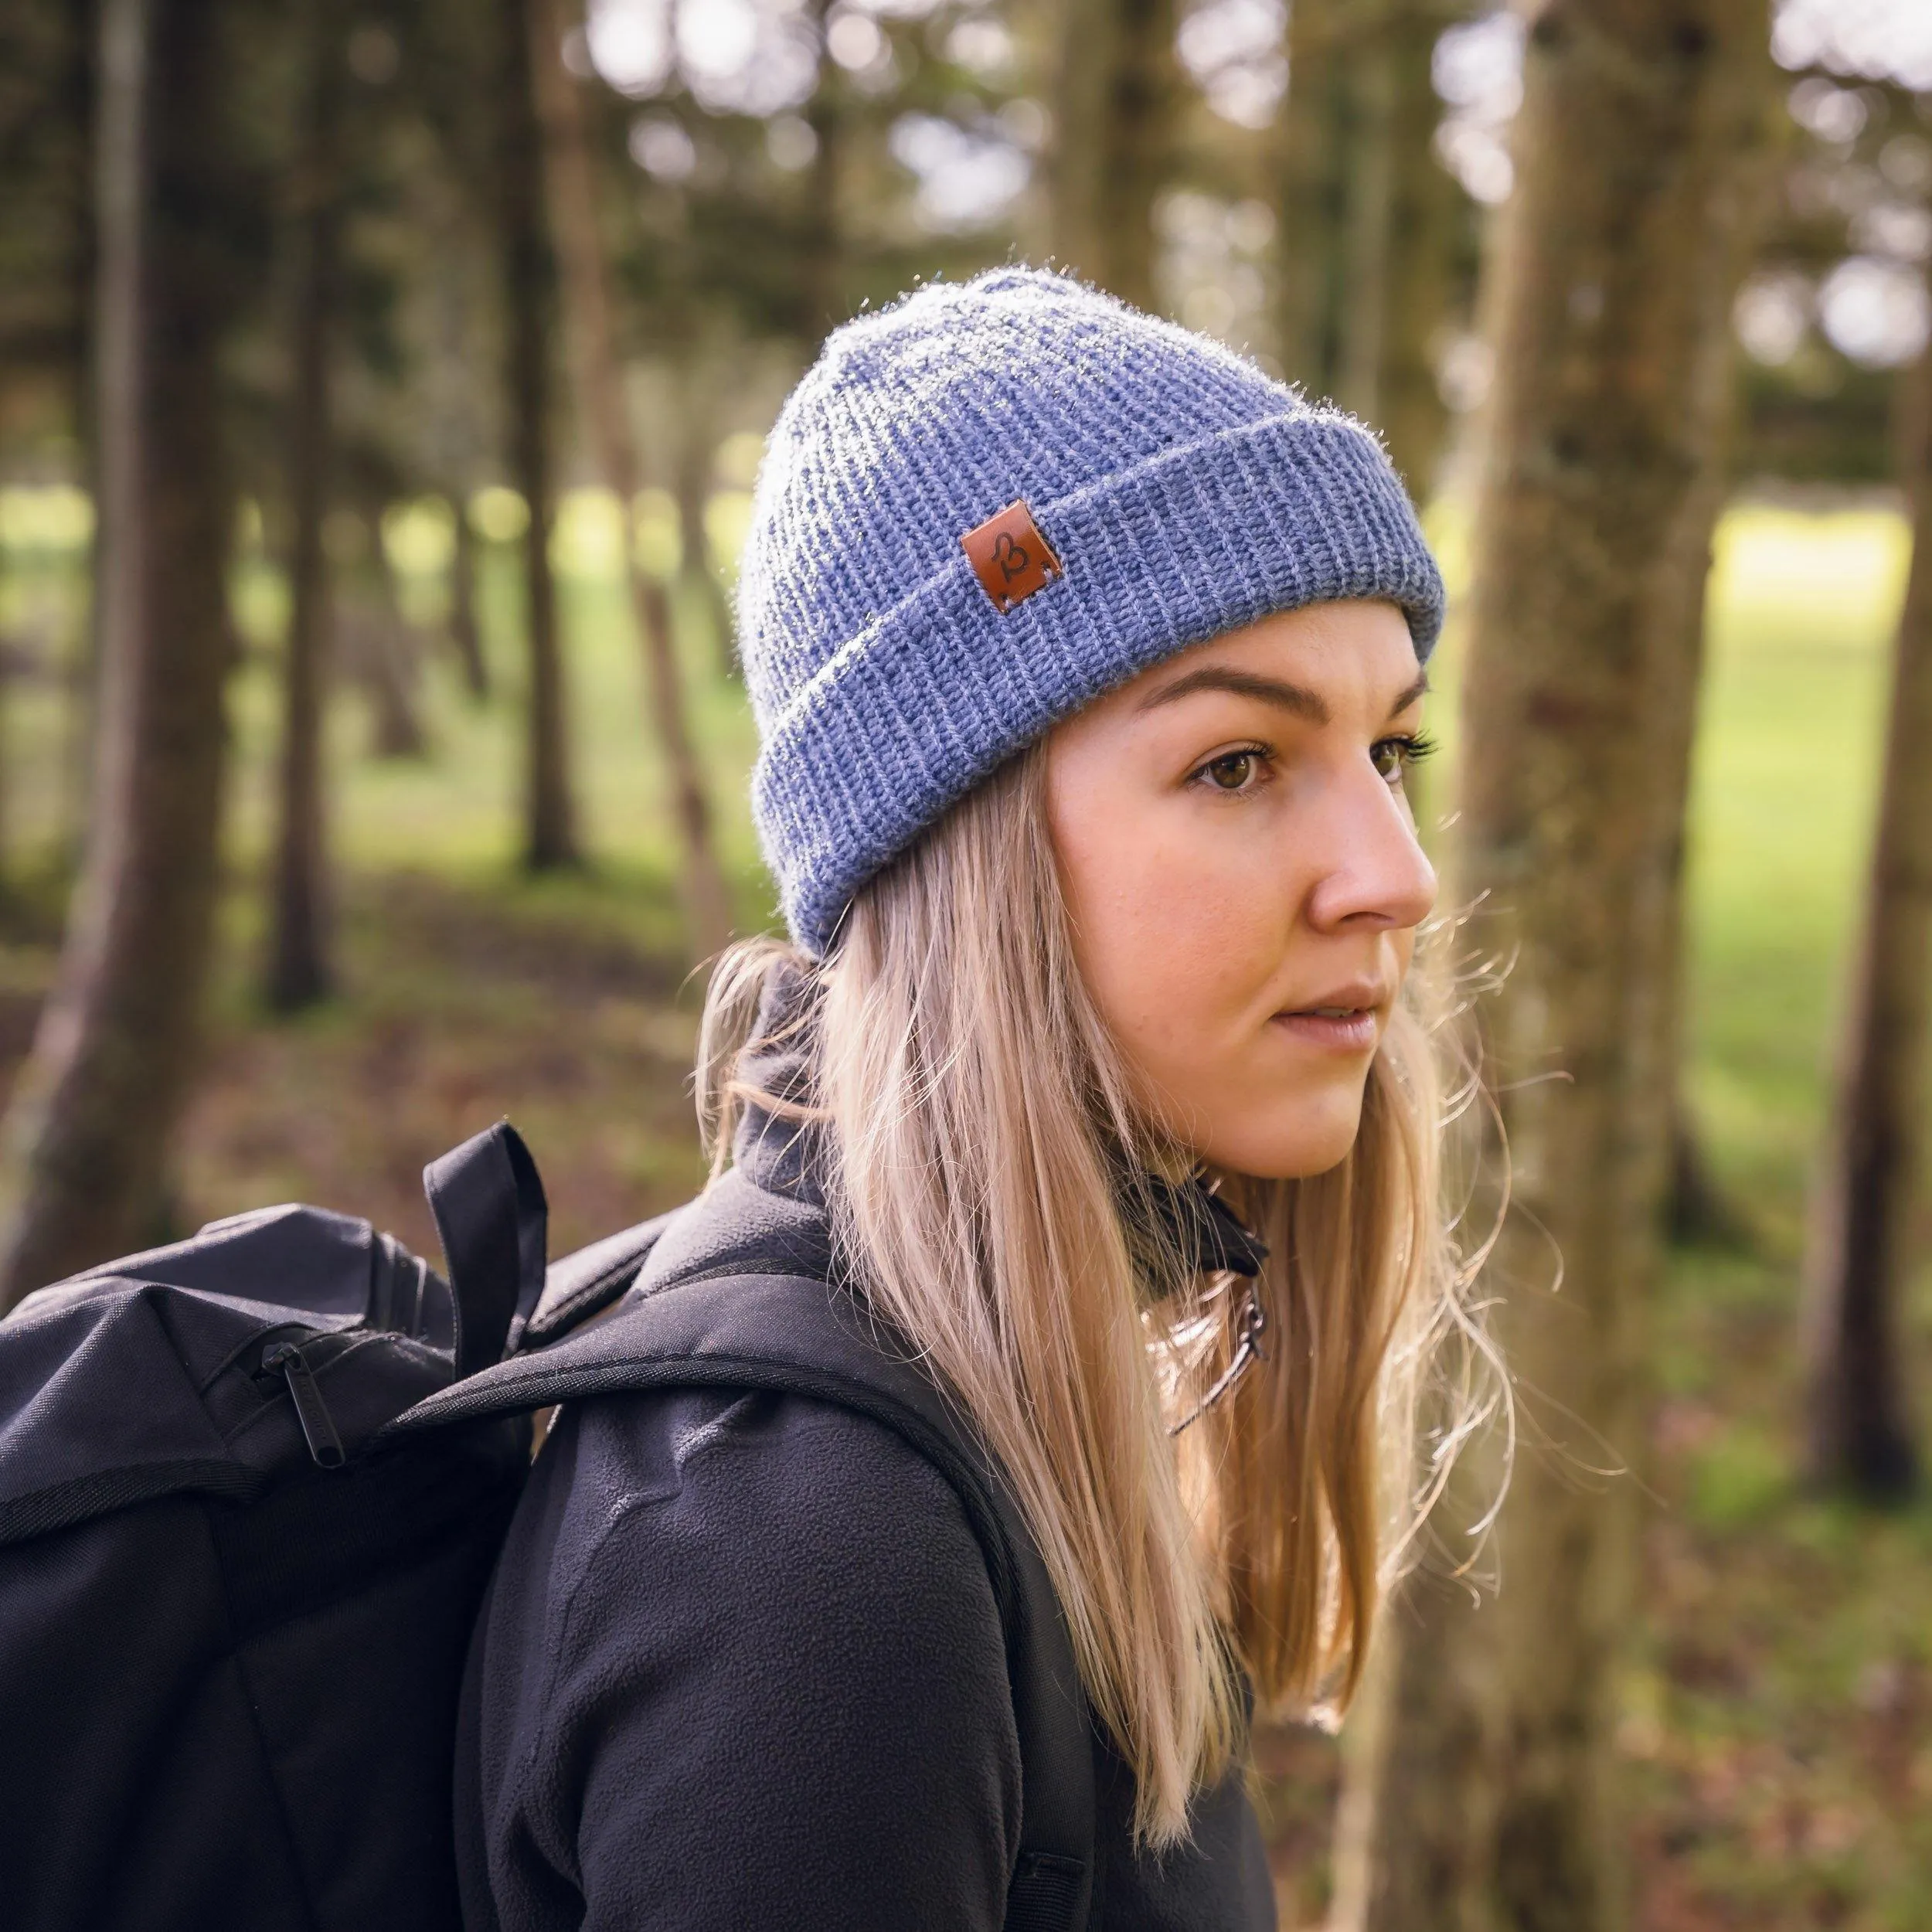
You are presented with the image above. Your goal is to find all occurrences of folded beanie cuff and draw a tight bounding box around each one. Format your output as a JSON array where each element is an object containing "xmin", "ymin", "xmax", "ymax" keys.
[{"xmin": 751, "ymin": 409, "xmax": 1446, "ymax": 954}]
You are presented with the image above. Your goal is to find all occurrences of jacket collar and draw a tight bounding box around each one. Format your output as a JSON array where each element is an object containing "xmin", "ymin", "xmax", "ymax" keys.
[{"xmin": 730, "ymin": 961, "xmax": 828, "ymax": 1209}]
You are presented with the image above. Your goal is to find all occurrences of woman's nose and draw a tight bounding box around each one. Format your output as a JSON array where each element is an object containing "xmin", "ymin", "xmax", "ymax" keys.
[{"xmin": 1304, "ymin": 772, "xmax": 1439, "ymax": 934}]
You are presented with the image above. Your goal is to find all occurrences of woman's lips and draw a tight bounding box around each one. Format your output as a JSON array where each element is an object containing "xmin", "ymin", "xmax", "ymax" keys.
[{"xmin": 1270, "ymin": 1006, "xmax": 1381, "ymax": 1053}]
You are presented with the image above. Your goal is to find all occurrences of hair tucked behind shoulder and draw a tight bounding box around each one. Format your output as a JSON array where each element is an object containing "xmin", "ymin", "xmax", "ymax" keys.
[{"xmin": 696, "ymin": 740, "xmax": 1496, "ymax": 1849}]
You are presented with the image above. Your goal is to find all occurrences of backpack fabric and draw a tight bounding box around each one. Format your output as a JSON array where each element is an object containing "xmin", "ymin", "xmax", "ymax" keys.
[{"xmin": 0, "ymin": 1124, "xmax": 1096, "ymax": 1932}]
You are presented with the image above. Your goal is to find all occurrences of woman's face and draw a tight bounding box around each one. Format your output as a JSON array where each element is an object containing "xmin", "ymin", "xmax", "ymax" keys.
[{"xmin": 1044, "ymin": 598, "xmax": 1437, "ymax": 1180}]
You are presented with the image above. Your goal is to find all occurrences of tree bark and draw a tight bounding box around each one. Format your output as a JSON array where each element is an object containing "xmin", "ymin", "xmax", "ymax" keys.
[
  {"xmin": 1335, "ymin": 15, "xmax": 1397, "ymax": 426},
  {"xmin": 1666, "ymin": 1097, "xmax": 1747, "ymax": 1246},
  {"xmin": 801, "ymin": 0, "xmax": 845, "ymax": 342},
  {"xmin": 1049, "ymin": 0, "xmax": 1179, "ymax": 311},
  {"xmin": 1276, "ymin": 0, "xmax": 1352, "ymax": 396},
  {"xmin": 1277, "ymin": 0, "xmax": 1461, "ymax": 494},
  {"xmin": 61, "ymin": 0, "xmax": 103, "ymax": 878},
  {"xmin": 1376, "ymin": 1, "xmax": 1462, "ymax": 495},
  {"xmin": 423, "ymin": 162, "xmax": 492, "ymax": 702},
  {"xmin": 498, "ymin": 0, "xmax": 579, "ymax": 872},
  {"xmin": 264, "ymin": 1, "xmax": 343, "ymax": 1013},
  {"xmin": 448, "ymin": 492, "xmax": 490, "ymax": 699},
  {"xmin": 674, "ymin": 380, "xmax": 739, "ymax": 684},
  {"xmin": 1334, "ymin": 5, "xmax": 1777, "ymax": 1928},
  {"xmin": 0, "ymin": 0, "xmax": 240, "ymax": 1308},
  {"xmin": 344, "ymin": 530, "xmax": 430, "ymax": 761},
  {"xmin": 1329, "ymin": 1394, "xmax": 1509, "ymax": 1932},
  {"xmin": 1799, "ymin": 303, "xmax": 1932, "ymax": 1500},
  {"xmin": 529, "ymin": 0, "xmax": 731, "ymax": 958}
]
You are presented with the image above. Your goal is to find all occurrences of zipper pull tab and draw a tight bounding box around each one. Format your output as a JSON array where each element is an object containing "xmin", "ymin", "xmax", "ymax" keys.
[{"xmin": 262, "ymin": 1342, "xmax": 346, "ymax": 1468}]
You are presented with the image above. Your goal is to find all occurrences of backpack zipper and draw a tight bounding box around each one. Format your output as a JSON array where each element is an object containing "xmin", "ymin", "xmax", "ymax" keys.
[{"xmin": 261, "ymin": 1342, "xmax": 347, "ymax": 1468}]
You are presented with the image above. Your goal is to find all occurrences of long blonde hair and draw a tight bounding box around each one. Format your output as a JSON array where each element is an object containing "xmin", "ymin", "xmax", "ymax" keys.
[{"xmin": 697, "ymin": 742, "xmax": 1487, "ymax": 1847}]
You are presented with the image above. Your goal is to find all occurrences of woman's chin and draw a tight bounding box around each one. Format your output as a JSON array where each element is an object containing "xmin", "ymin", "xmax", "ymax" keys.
[{"xmin": 1196, "ymin": 1097, "xmax": 1368, "ymax": 1182}]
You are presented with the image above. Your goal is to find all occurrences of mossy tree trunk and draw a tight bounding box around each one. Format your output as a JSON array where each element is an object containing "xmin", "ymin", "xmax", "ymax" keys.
[
  {"xmin": 529, "ymin": 0, "xmax": 731, "ymax": 959},
  {"xmin": 1376, "ymin": 2, "xmax": 1463, "ymax": 494},
  {"xmin": 1277, "ymin": 0, "xmax": 1462, "ymax": 493},
  {"xmin": 802, "ymin": 0, "xmax": 846, "ymax": 341},
  {"xmin": 673, "ymin": 375, "xmax": 738, "ymax": 684},
  {"xmin": 264, "ymin": 0, "xmax": 344, "ymax": 1013},
  {"xmin": 447, "ymin": 495, "xmax": 489, "ymax": 700},
  {"xmin": 498, "ymin": 0, "xmax": 578, "ymax": 872},
  {"xmin": 1277, "ymin": 0, "xmax": 1350, "ymax": 394},
  {"xmin": 1332, "ymin": 5, "xmax": 1778, "ymax": 1929},
  {"xmin": 0, "ymin": 0, "xmax": 243, "ymax": 1308},
  {"xmin": 422, "ymin": 161, "xmax": 492, "ymax": 705},
  {"xmin": 1049, "ymin": 0, "xmax": 1179, "ymax": 312},
  {"xmin": 1800, "ymin": 296, "xmax": 1932, "ymax": 1501},
  {"xmin": 1327, "ymin": 1435, "xmax": 1507, "ymax": 1932}
]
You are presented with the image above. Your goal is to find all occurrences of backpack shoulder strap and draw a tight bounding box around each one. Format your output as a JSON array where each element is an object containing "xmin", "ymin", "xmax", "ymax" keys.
[
  {"xmin": 394, "ymin": 1265, "xmax": 1097, "ymax": 1932},
  {"xmin": 422, "ymin": 1124, "xmax": 548, "ymax": 1376},
  {"xmin": 514, "ymin": 1209, "xmax": 682, "ymax": 1351}
]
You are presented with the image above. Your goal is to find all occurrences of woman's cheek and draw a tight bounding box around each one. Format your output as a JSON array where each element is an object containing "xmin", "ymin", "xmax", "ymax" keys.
[{"xmin": 1103, "ymin": 842, "xmax": 1283, "ymax": 1067}]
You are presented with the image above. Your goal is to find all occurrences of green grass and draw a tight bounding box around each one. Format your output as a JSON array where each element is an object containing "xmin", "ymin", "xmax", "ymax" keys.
[
  {"xmin": 1685, "ymin": 505, "xmax": 1909, "ymax": 1239},
  {"xmin": 2, "ymin": 492, "xmax": 1928, "ymax": 1928}
]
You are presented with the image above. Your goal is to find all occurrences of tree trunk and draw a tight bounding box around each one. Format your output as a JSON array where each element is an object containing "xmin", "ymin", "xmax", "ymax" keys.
[
  {"xmin": 802, "ymin": 0, "xmax": 845, "ymax": 342},
  {"xmin": 345, "ymin": 532, "xmax": 430, "ymax": 760},
  {"xmin": 498, "ymin": 0, "xmax": 579, "ymax": 872},
  {"xmin": 1799, "ymin": 304, "xmax": 1932, "ymax": 1500},
  {"xmin": 62, "ymin": 0, "xmax": 101, "ymax": 879},
  {"xmin": 264, "ymin": 1, "xmax": 343, "ymax": 1013},
  {"xmin": 0, "ymin": 648, "xmax": 15, "ymax": 893},
  {"xmin": 1376, "ymin": 1, "xmax": 1462, "ymax": 495},
  {"xmin": 0, "ymin": 0, "xmax": 240, "ymax": 1308},
  {"xmin": 1278, "ymin": 0, "xmax": 1461, "ymax": 492},
  {"xmin": 1276, "ymin": 0, "xmax": 1351, "ymax": 395},
  {"xmin": 424, "ymin": 161, "xmax": 492, "ymax": 703},
  {"xmin": 529, "ymin": 0, "xmax": 731, "ymax": 958},
  {"xmin": 1050, "ymin": 0, "xmax": 1179, "ymax": 311},
  {"xmin": 1333, "ymin": 5, "xmax": 1777, "ymax": 1928},
  {"xmin": 1328, "ymin": 1454, "xmax": 1506, "ymax": 1932},
  {"xmin": 670, "ymin": 367, "xmax": 737, "ymax": 684},
  {"xmin": 448, "ymin": 492, "xmax": 490, "ymax": 699},
  {"xmin": 1335, "ymin": 16, "xmax": 1396, "ymax": 426},
  {"xmin": 1666, "ymin": 1097, "xmax": 1747, "ymax": 1246}
]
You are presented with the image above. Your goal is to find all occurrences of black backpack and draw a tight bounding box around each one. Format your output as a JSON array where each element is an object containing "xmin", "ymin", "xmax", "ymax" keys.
[{"xmin": 0, "ymin": 1124, "xmax": 1094, "ymax": 1932}]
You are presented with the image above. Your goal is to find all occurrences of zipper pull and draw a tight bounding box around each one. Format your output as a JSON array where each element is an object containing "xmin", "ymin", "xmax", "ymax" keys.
[
  {"xmin": 262, "ymin": 1342, "xmax": 346, "ymax": 1469},
  {"xmin": 1166, "ymin": 1287, "xmax": 1267, "ymax": 1440}
]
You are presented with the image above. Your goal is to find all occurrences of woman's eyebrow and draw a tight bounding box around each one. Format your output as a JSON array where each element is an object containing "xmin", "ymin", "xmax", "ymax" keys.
[
  {"xmin": 1134, "ymin": 665, "xmax": 1330, "ymax": 723},
  {"xmin": 1387, "ymin": 670, "xmax": 1430, "ymax": 718},
  {"xmin": 1133, "ymin": 665, "xmax": 1433, "ymax": 724}
]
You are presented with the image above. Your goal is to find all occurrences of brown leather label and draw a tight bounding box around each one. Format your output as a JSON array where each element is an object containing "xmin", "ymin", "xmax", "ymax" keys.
[{"xmin": 961, "ymin": 500, "xmax": 1063, "ymax": 614}]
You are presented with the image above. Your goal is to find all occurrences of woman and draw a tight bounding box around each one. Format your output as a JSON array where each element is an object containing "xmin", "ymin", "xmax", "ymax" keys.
[{"xmin": 457, "ymin": 268, "xmax": 1477, "ymax": 1930}]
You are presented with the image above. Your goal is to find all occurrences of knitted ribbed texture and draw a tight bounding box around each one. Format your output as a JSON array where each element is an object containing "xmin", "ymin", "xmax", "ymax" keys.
[{"xmin": 737, "ymin": 267, "xmax": 1446, "ymax": 954}]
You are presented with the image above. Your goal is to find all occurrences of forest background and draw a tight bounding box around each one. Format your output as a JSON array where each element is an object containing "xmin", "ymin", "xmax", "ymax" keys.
[{"xmin": 2, "ymin": 0, "xmax": 1930, "ymax": 1927}]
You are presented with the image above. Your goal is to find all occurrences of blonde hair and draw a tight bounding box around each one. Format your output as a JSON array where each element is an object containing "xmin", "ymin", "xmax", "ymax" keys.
[{"xmin": 697, "ymin": 742, "xmax": 1488, "ymax": 1847}]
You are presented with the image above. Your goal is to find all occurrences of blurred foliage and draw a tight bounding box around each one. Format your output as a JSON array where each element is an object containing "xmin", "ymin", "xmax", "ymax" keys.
[
  {"xmin": 5, "ymin": 2, "xmax": 1928, "ymax": 498},
  {"xmin": 1740, "ymin": 73, "xmax": 1932, "ymax": 480}
]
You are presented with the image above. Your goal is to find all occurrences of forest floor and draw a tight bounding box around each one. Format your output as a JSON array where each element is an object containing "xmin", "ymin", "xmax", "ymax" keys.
[{"xmin": 1, "ymin": 497, "xmax": 1927, "ymax": 1927}]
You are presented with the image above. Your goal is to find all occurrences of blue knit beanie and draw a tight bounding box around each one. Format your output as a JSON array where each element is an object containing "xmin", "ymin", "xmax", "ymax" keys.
[{"xmin": 737, "ymin": 267, "xmax": 1445, "ymax": 954}]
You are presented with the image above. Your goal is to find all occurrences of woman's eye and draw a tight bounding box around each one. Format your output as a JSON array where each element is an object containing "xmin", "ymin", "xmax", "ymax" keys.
[
  {"xmin": 1202, "ymin": 751, "xmax": 1260, "ymax": 792},
  {"xmin": 1370, "ymin": 732, "xmax": 1437, "ymax": 784}
]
